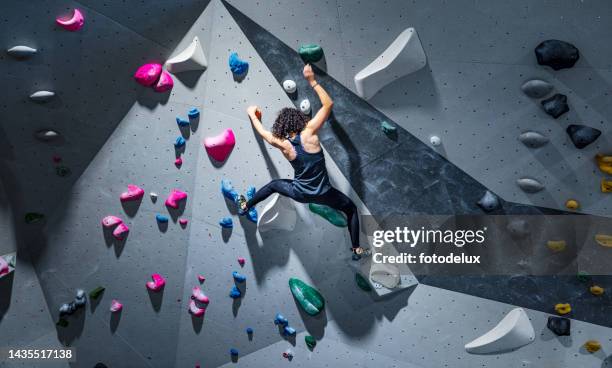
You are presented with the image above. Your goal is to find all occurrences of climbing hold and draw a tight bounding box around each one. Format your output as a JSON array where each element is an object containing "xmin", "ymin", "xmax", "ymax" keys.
[
  {"xmin": 24, "ymin": 212, "xmax": 45, "ymax": 224},
  {"xmin": 134, "ymin": 63, "xmax": 163, "ymax": 87},
  {"xmin": 566, "ymin": 124, "xmax": 601, "ymax": 149},
  {"xmin": 176, "ymin": 117, "xmax": 190, "ymax": 127},
  {"xmin": 308, "ymin": 203, "xmax": 347, "ymax": 227},
  {"xmin": 29, "ymin": 91, "xmax": 55, "ymax": 102},
  {"xmin": 595, "ymin": 154, "xmax": 612, "ymax": 174},
  {"xmin": 153, "ymin": 70, "xmax": 173, "ymax": 92},
  {"xmin": 299, "ymin": 99, "xmax": 311, "ymax": 114},
  {"xmin": 229, "ymin": 348, "xmax": 239, "ymax": 357},
  {"xmin": 219, "ymin": 217, "xmax": 233, "ymax": 228},
  {"xmin": 370, "ymin": 263, "xmax": 401, "ymax": 289},
  {"xmin": 590, "ymin": 285, "xmax": 604, "ymax": 296},
  {"xmin": 174, "ymin": 136, "xmax": 186, "ymax": 148},
  {"xmin": 282, "ymin": 349, "xmax": 294, "ymax": 360},
  {"xmin": 175, "ymin": 157, "xmax": 183, "ymax": 167},
  {"xmin": 547, "ymin": 316, "xmax": 570, "ymax": 336},
  {"xmin": 535, "ymin": 40, "xmax": 579, "ymax": 70},
  {"xmin": 430, "ymin": 135, "xmax": 441, "ymax": 146},
  {"xmin": 595, "ymin": 234, "xmax": 612, "ymax": 248},
  {"xmin": 229, "ymin": 285, "xmax": 241, "ymax": 299},
  {"xmin": 156, "ymin": 214, "xmax": 169, "ymax": 223},
  {"xmin": 146, "ymin": 274, "xmax": 166, "ymax": 292},
  {"xmin": 74, "ymin": 289, "xmax": 86, "ymax": 306},
  {"xmin": 355, "ymin": 28, "xmax": 426, "ymax": 99},
  {"xmin": 601, "ymin": 179, "xmax": 612, "ymax": 193},
  {"xmin": 298, "ymin": 44, "xmax": 324, "ymax": 63},
  {"xmin": 305, "ymin": 335, "xmax": 316, "ymax": 349},
  {"xmin": 56, "ymin": 8, "xmax": 85, "ymax": 31},
  {"xmin": 554, "ymin": 303, "xmax": 571, "ymax": 315},
  {"xmin": 477, "ymin": 190, "xmax": 500, "ymax": 212},
  {"xmin": 274, "ymin": 313, "xmax": 288, "ymax": 326},
  {"xmin": 112, "ymin": 223, "xmax": 129, "ymax": 240},
  {"xmin": 246, "ymin": 207, "xmax": 258, "ymax": 223},
  {"xmin": 179, "ymin": 218, "xmax": 188, "ymax": 226},
  {"xmin": 288, "ymin": 278, "xmax": 325, "ymax": 316},
  {"xmin": 120, "ymin": 184, "xmax": 144, "ymax": 202},
  {"xmin": 150, "ymin": 192, "xmax": 158, "ymax": 201},
  {"xmin": 283, "ymin": 79, "xmax": 297, "ymax": 93},
  {"xmin": 191, "ymin": 286, "xmax": 209, "ymax": 304},
  {"xmin": 541, "ymin": 94, "xmax": 569, "ymax": 119},
  {"xmin": 584, "ymin": 340, "xmax": 601, "ymax": 353},
  {"xmin": 577, "ymin": 271, "xmax": 591, "ymax": 282},
  {"xmin": 565, "ymin": 199, "xmax": 579, "ymax": 210},
  {"xmin": 165, "ymin": 189, "xmax": 187, "ymax": 209},
  {"xmin": 246, "ymin": 327, "xmax": 253, "ymax": 335},
  {"xmin": 516, "ymin": 178, "xmax": 544, "ymax": 193},
  {"xmin": 165, "ymin": 36, "xmax": 207, "ymax": 74},
  {"xmin": 6, "ymin": 45, "xmax": 37, "ymax": 58},
  {"xmin": 59, "ymin": 290, "xmax": 87, "ymax": 316},
  {"xmin": 258, "ymin": 193, "xmax": 297, "ymax": 232},
  {"xmin": 56, "ymin": 318, "xmax": 69, "ymax": 327},
  {"xmin": 52, "ymin": 155, "xmax": 62, "ymax": 163},
  {"xmin": 88, "ymin": 286, "xmax": 105, "ymax": 299},
  {"xmin": 547, "ymin": 240, "xmax": 566, "ymax": 252},
  {"xmin": 521, "ymin": 79, "xmax": 554, "ymax": 98},
  {"xmin": 221, "ymin": 179, "xmax": 238, "ymax": 201},
  {"xmin": 197, "ymin": 274, "xmax": 205, "ymax": 283},
  {"xmin": 355, "ymin": 273, "xmax": 372, "ymax": 292},
  {"xmin": 0, "ymin": 254, "xmax": 15, "ymax": 278},
  {"xmin": 110, "ymin": 300, "xmax": 123, "ymax": 313},
  {"xmin": 232, "ymin": 271, "xmax": 246, "ymax": 283},
  {"xmin": 380, "ymin": 121, "xmax": 396, "ymax": 135},
  {"xmin": 519, "ymin": 131, "xmax": 549, "ymax": 148},
  {"xmin": 188, "ymin": 300, "xmax": 205, "ymax": 317},
  {"xmin": 465, "ymin": 308, "xmax": 535, "ymax": 354},
  {"xmin": 204, "ymin": 128, "xmax": 236, "ymax": 162},
  {"xmin": 283, "ymin": 326, "xmax": 296, "ymax": 336},
  {"xmin": 188, "ymin": 108, "xmax": 200, "ymax": 119},
  {"xmin": 35, "ymin": 129, "xmax": 60, "ymax": 142},
  {"xmin": 56, "ymin": 166, "xmax": 71, "ymax": 177},
  {"xmin": 228, "ymin": 52, "xmax": 249, "ymax": 76},
  {"xmin": 101, "ymin": 215, "xmax": 123, "ymax": 228},
  {"xmin": 237, "ymin": 257, "xmax": 246, "ymax": 266}
]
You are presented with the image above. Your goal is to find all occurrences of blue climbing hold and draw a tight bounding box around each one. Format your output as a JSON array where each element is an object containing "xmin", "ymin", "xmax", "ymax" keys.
[
  {"xmin": 247, "ymin": 208, "xmax": 258, "ymax": 223},
  {"xmin": 219, "ymin": 217, "xmax": 233, "ymax": 229},
  {"xmin": 283, "ymin": 326, "xmax": 296, "ymax": 336},
  {"xmin": 230, "ymin": 348, "xmax": 239, "ymax": 356},
  {"xmin": 274, "ymin": 313, "xmax": 288, "ymax": 326},
  {"xmin": 174, "ymin": 136, "xmax": 186, "ymax": 148},
  {"xmin": 176, "ymin": 117, "xmax": 189, "ymax": 127},
  {"xmin": 221, "ymin": 179, "xmax": 238, "ymax": 201},
  {"xmin": 229, "ymin": 285, "xmax": 241, "ymax": 299},
  {"xmin": 228, "ymin": 52, "xmax": 249, "ymax": 76},
  {"xmin": 188, "ymin": 108, "xmax": 200, "ymax": 119},
  {"xmin": 246, "ymin": 327, "xmax": 253, "ymax": 334},
  {"xmin": 156, "ymin": 214, "xmax": 169, "ymax": 223},
  {"xmin": 246, "ymin": 186, "xmax": 256, "ymax": 200},
  {"xmin": 232, "ymin": 271, "xmax": 246, "ymax": 283}
]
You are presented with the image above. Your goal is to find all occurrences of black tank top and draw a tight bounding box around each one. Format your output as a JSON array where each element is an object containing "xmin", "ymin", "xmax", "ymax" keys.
[{"xmin": 288, "ymin": 134, "xmax": 331, "ymax": 196}]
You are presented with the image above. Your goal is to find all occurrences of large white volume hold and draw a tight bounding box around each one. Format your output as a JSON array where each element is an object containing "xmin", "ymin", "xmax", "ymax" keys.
[
  {"xmin": 465, "ymin": 308, "xmax": 535, "ymax": 354},
  {"xmin": 29, "ymin": 91, "xmax": 55, "ymax": 102},
  {"xmin": 354, "ymin": 28, "xmax": 426, "ymax": 100},
  {"xmin": 165, "ymin": 36, "xmax": 207, "ymax": 74},
  {"xmin": 370, "ymin": 263, "xmax": 400, "ymax": 289},
  {"xmin": 7, "ymin": 45, "xmax": 37, "ymax": 58},
  {"xmin": 258, "ymin": 193, "xmax": 297, "ymax": 233}
]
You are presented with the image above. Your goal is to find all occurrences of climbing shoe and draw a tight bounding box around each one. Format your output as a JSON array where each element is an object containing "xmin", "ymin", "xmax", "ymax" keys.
[{"xmin": 236, "ymin": 194, "xmax": 248, "ymax": 215}]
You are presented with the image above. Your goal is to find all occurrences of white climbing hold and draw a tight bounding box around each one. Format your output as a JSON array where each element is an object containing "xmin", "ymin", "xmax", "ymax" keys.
[
  {"xmin": 150, "ymin": 192, "xmax": 158, "ymax": 201},
  {"xmin": 370, "ymin": 263, "xmax": 400, "ymax": 289},
  {"xmin": 354, "ymin": 28, "xmax": 427, "ymax": 100},
  {"xmin": 34, "ymin": 129, "xmax": 60, "ymax": 142},
  {"xmin": 29, "ymin": 91, "xmax": 55, "ymax": 102},
  {"xmin": 7, "ymin": 45, "xmax": 37, "ymax": 58},
  {"xmin": 258, "ymin": 193, "xmax": 297, "ymax": 233},
  {"xmin": 300, "ymin": 99, "xmax": 311, "ymax": 114},
  {"xmin": 430, "ymin": 135, "xmax": 441, "ymax": 146},
  {"xmin": 283, "ymin": 80, "xmax": 297, "ymax": 93},
  {"xmin": 516, "ymin": 178, "xmax": 544, "ymax": 193},
  {"xmin": 165, "ymin": 36, "xmax": 207, "ymax": 74},
  {"xmin": 519, "ymin": 131, "xmax": 549, "ymax": 148},
  {"xmin": 465, "ymin": 307, "xmax": 535, "ymax": 354},
  {"xmin": 521, "ymin": 79, "xmax": 553, "ymax": 99}
]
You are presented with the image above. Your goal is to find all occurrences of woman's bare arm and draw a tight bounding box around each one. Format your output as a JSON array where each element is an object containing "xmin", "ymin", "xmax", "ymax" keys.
[
  {"xmin": 303, "ymin": 64, "xmax": 333, "ymax": 134},
  {"xmin": 246, "ymin": 106, "xmax": 283, "ymax": 148}
]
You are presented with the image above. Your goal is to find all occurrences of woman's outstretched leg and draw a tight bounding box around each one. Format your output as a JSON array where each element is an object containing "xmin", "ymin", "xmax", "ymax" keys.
[
  {"xmin": 311, "ymin": 188, "xmax": 362, "ymax": 253},
  {"xmin": 240, "ymin": 179, "xmax": 297, "ymax": 211}
]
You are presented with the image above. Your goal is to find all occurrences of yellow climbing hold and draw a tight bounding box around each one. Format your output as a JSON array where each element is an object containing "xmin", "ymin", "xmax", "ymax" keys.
[
  {"xmin": 590, "ymin": 285, "xmax": 604, "ymax": 296},
  {"xmin": 554, "ymin": 303, "xmax": 571, "ymax": 315},
  {"xmin": 547, "ymin": 240, "xmax": 566, "ymax": 252},
  {"xmin": 595, "ymin": 154, "xmax": 612, "ymax": 174},
  {"xmin": 595, "ymin": 234, "xmax": 612, "ymax": 248},
  {"xmin": 565, "ymin": 199, "xmax": 579, "ymax": 210},
  {"xmin": 584, "ymin": 340, "xmax": 601, "ymax": 353},
  {"xmin": 601, "ymin": 179, "xmax": 612, "ymax": 193}
]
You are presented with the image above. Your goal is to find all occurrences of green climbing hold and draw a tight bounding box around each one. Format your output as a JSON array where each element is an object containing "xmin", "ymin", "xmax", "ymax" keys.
[
  {"xmin": 56, "ymin": 319, "xmax": 69, "ymax": 327},
  {"xmin": 288, "ymin": 277, "xmax": 325, "ymax": 316},
  {"xmin": 298, "ymin": 44, "xmax": 324, "ymax": 63},
  {"xmin": 24, "ymin": 212, "xmax": 45, "ymax": 224},
  {"xmin": 308, "ymin": 203, "xmax": 347, "ymax": 227},
  {"xmin": 577, "ymin": 271, "xmax": 591, "ymax": 282},
  {"xmin": 305, "ymin": 335, "xmax": 316, "ymax": 349},
  {"xmin": 56, "ymin": 166, "xmax": 71, "ymax": 177},
  {"xmin": 381, "ymin": 121, "xmax": 397, "ymax": 136},
  {"xmin": 355, "ymin": 273, "xmax": 372, "ymax": 292},
  {"xmin": 89, "ymin": 286, "xmax": 105, "ymax": 299}
]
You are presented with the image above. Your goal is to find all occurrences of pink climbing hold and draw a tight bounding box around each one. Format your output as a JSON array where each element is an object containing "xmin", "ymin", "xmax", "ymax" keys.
[
  {"xmin": 52, "ymin": 155, "xmax": 62, "ymax": 163},
  {"xmin": 191, "ymin": 286, "xmax": 210, "ymax": 304},
  {"xmin": 146, "ymin": 273, "xmax": 166, "ymax": 291},
  {"xmin": 110, "ymin": 299, "xmax": 123, "ymax": 313},
  {"xmin": 134, "ymin": 63, "xmax": 162, "ymax": 87},
  {"xmin": 203, "ymin": 128, "xmax": 236, "ymax": 162},
  {"xmin": 188, "ymin": 300, "xmax": 206, "ymax": 317},
  {"xmin": 179, "ymin": 218, "xmax": 189, "ymax": 226},
  {"xmin": 175, "ymin": 157, "xmax": 183, "ymax": 167},
  {"xmin": 165, "ymin": 189, "xmax": 187, "ymax": 209},
  {"xmin": 237, "ymin": 257, "xmax": 246, "ymax": 266},
  {"xmin": 0, "ymin": 257, "xmax": 9, "ymax": 277},
  {"xmin": 120, "ymin": 184, "xmax": 145, "ymax": 202},
  {"xmin": 197, "ymin": 274, "xmax": 205, "ymax": 283},
  {"xmin": 153, "ymin": 70, "xmax": 174, "ymax": 92},
  {"xmin": 101, "ymin": 215, "xmax": 123, "ymax": 228},
  {"xmin": 55, "ymin": 9, "xmax": 85, "ymax": 31},
  {"xmin": 112, "ymin": 223, "xmax": 130, "ymax": 240}
]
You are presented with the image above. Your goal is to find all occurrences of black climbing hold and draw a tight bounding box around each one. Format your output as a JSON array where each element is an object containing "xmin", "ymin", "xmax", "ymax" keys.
[
  {"xmin": 535, "ymin": 40, "xmax": 580, "ymax": 70},
  {"xmin": 566, "ymin": 124, "xmax": 601, "ymax": 149},
  {"xmin": 477, "ymin": 190, "xmax": 500, "ymax": 212},
  {"xmin": 541, "ymin": 94, "xmax": 569, "ymax": 119},
  {"xmin": 547, "ymin": 316, "xmax": 571, "ymax": 336}
]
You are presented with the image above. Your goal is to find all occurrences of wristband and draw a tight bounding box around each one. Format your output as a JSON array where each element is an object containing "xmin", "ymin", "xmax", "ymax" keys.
[{"xmin": 311, "ymin": 81, "xmax": 319, "ymax": 88}]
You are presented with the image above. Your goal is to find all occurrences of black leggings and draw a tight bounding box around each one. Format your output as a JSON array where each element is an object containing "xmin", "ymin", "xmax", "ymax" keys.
[{"xmin": 246, "ymin": 179, "xmax": 360, "ymax": 248}]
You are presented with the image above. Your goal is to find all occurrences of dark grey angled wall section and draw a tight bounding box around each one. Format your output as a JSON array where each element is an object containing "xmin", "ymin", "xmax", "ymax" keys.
[{"xmin": 222, "ymin": 0, "xmax": 612, "ymax": 327}]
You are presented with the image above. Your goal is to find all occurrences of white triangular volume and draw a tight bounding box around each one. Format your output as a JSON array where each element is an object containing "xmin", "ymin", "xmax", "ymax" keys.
[
  {"xmin": 29, "ymin": 91, "xmax": 55, "ymax": 102},
  {"xmin": 165, "ymin": 36, "xmax": 208, "ymax": 74},
  {"xmin": 369, "ymin": 263, "xmax": 400, "ymax": 289},
  {"xmin": 258, "ymin": 193, "xmax": 297, "ymax": 233},
  {"xmin": 354, "ymin": 28, "xmax": 427, "ymax": 100},
  {"xmin": 465, "ymin": 308, "xmax": 535, "ymax": 354},
  {"xmin": 7, "ymin": 45, "xmax": 37, "ymax": 58}
]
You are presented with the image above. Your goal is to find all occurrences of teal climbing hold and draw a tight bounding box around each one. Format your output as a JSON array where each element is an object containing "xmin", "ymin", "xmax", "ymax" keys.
[
  {"xmin": 308, "ymin": 203, "xmax": 347, "ymax": 227},
  {"xmin": 305, "ymin": 335, "xmax": 316, "ymax": 349},
  {"xmin": 25, "ymin": 212, "xmax": 45, "ymax": 224},
  {"xmin": 355, "ymin": 273, "xmax": 372, "ymax": 292},
  {"xmin": 381, "ymin": 121, "xmax": 396, "ymax": 136},
  {"xmin": 288, "ymin": 277, "xmax": 325, "ymax": 316},
  {"xmin": 298, "ymin": 44, "xmax": 324, "ymax": 63},
  {"xmin": 56, "ymin": 165, "xmax": 71, "ymax": 177}
]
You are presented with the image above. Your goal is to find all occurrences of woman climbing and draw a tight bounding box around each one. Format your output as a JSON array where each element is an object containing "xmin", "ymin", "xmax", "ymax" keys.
[{"xmin": 237, "ymin": 64, "xmax": 369, "ymax": 260}]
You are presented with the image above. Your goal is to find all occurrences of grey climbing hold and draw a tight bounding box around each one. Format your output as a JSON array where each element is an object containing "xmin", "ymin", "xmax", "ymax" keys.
[
  {"xmin": 565, "ymin": 124, "xmax": 601, "ymax": 149},
  {"xmin": 29, "ymin": 91, "xmax": 55, "ymax": 102},
  {"xmin": 541, "ymin": 93, "xmax": 569, "ymax": 119},
  {"xmin": 535, "ymin": 40, "xmax": 580, "ymax": 70},
  {"xmin": 34, "ymin": 129, "xmax": 60, "ymax": 142},
  {"xmin": 519, "ymin": 131, "xmax": 549, "ymax": 148},
  {"xmin": 516, "ymin": 178, "xmax": 545, "ymax": 193},
  {"xmin": 506, "ymin": 219, "xmax": 530, "ymax": 239},
  {"xmin": 520, "ymin": 79, "xmax": 553, "ymax": 98},
  {"xmin": 7, "ymin": 45, "xmax": 37, "ymax": 58},
  {"xmin": 477, "ymin": 190, "xmax": 500, "ymax": 212}
]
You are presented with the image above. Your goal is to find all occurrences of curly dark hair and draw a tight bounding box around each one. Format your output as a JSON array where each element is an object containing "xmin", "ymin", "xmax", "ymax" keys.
[{"xmin": 272, "ymin": 107, "xmax": 308, "ymax": 139}]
